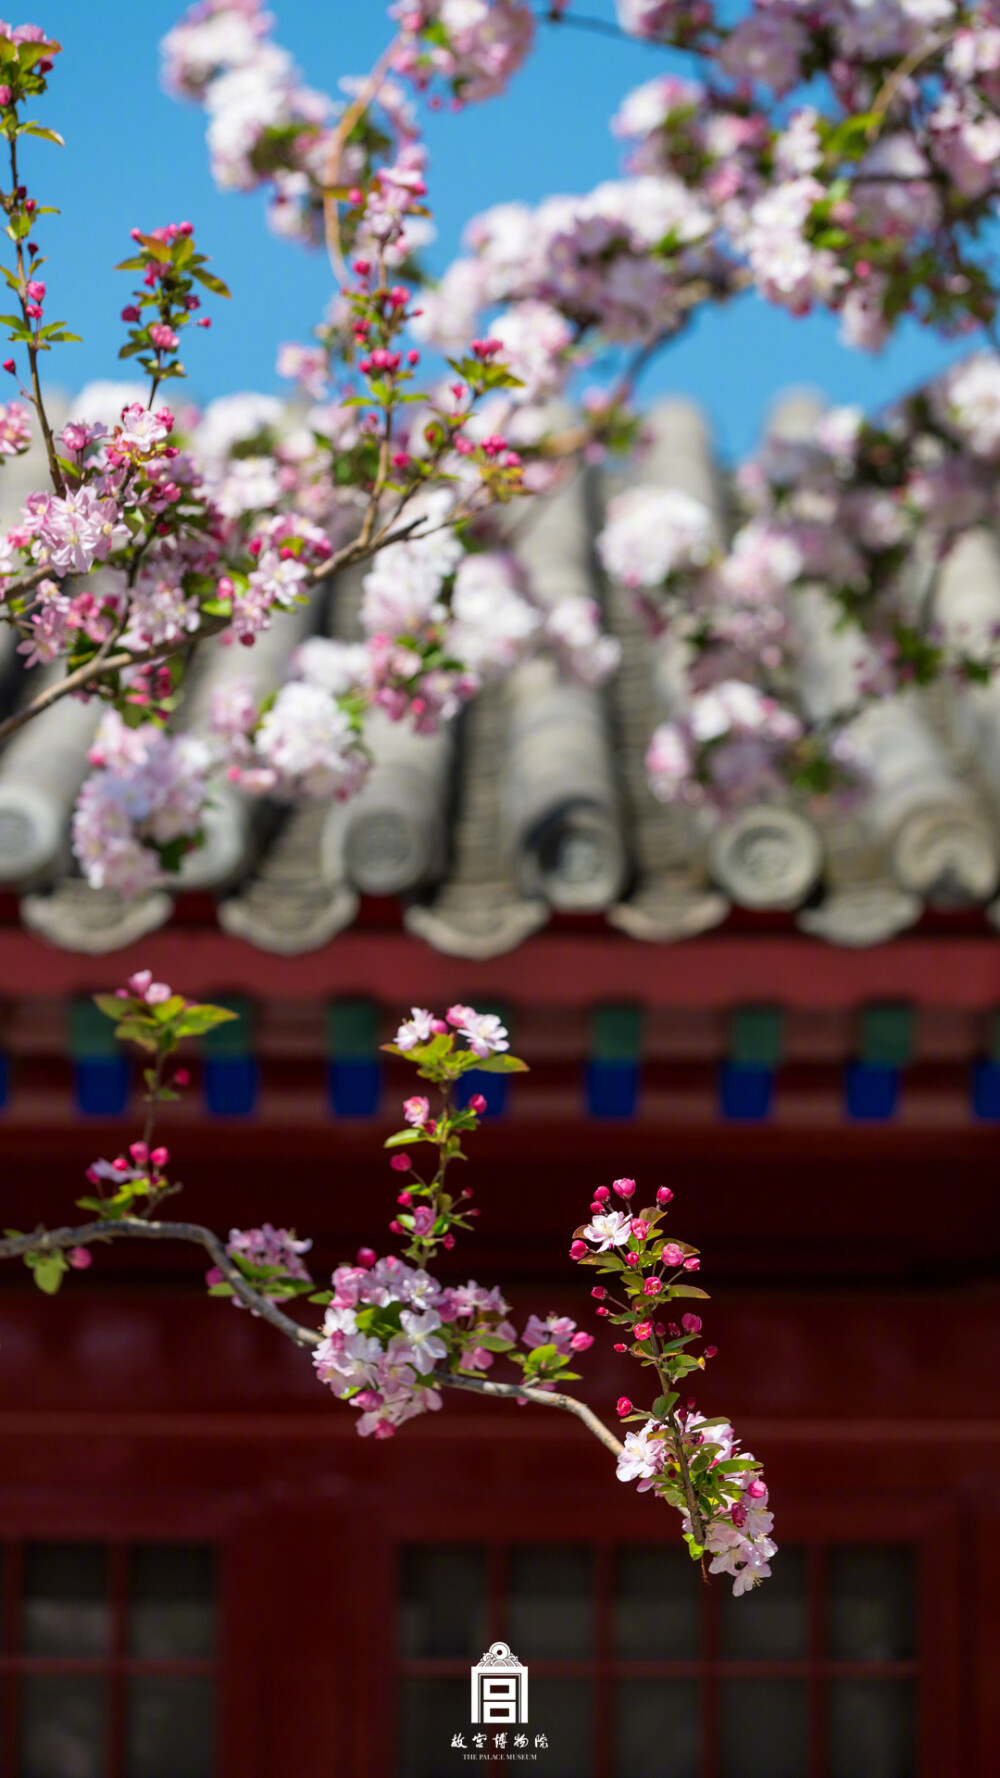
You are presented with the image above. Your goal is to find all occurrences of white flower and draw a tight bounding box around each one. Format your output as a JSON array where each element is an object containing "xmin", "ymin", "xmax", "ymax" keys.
[
  {"xmin": 581, "ymin": 1210, "xmax": 632, "ymax": 1251},
  {"xmin": 597, "ymin": 485, "xmax": 714, "ymax": 589},
  {"xmin": 396, "ymin": 1008, "xmax": 435, "ymax": 1051},
  {"xmin": 616, "ymin": 1422, "xmax": 665, "ymax": 1484},
  {"xmin": 399, "ymin": 1309, "xmax": 449, "ymax": 1370},
  {"xmin": 457, "ymin": 1010, "xmax": 509, "ymax": 1057}
]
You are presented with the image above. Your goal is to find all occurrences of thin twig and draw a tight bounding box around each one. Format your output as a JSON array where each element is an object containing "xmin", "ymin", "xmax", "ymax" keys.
[{"xmin": 441, "ymin": 1371, "xmax": 624, "ymax": 1458}]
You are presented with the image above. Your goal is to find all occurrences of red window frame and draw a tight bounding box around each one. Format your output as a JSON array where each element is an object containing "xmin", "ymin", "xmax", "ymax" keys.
[{"xmin": 353, "ymin": 1473, "xmax": 963, "ymax": 1778}]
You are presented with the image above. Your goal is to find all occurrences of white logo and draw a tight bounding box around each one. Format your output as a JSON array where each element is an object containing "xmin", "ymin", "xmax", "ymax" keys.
[{"xmin": 471, "ymin": 1641, "xmax": 529, "ymax": 1725}]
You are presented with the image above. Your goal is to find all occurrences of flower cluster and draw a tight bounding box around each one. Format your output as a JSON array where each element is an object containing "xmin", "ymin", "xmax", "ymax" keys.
[
  {"xmin": 313, "ymin": 1252, "xmax": 517, "ymax": 1437},
  {"xmin": 73, "ymin": 712, "xmax": 211, "ymax": 896},
  {"xmin": 391, "ymin": 1, "xmax": 535, "ymax": 105},
  {"xmin": 571, "ymin": 1175, "xmax": 775, "ymax": 1592}
]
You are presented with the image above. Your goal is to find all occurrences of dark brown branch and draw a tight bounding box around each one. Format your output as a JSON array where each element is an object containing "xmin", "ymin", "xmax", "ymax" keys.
[{"xmin": 0, "ymin": 1219, "xmax": 319, "ymax": 1350}]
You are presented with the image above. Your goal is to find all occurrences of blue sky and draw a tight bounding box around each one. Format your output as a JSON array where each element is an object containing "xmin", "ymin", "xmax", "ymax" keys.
[{"xmin": 25, "ymin": 0, "xmax": 980, "ymax": 459}]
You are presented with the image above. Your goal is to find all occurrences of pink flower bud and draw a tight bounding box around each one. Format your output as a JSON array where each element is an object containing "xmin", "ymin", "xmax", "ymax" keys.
[
  {"xmin": 390, "ymin": 1155, "xmax": 410, "ymax": 1172},
  {"xmin": 430, "ymin": 1019, "xmax": 449, "ymax": 1034},
  {"xmin": 178, "ymin": 220, "xmax": 194, "ymax": 236},
  {"xmin": 389, "ymin": 1219, "xmax": 404, "ymax": 1234},
  {"xmin": 630, "ymin": 1219, "xmax": 649, "ymax": 1240},
  {"xmin": 3, "ymin": 359, "xmax": 14, "ymax": 373},
  {"xmin": 443, "ymin": 1234, "xmax": 455, "ymax": 1249},
  {"xmin": 682, "ymin": 1313, "xmax": 702, "ymax": 1333},
  {"xmin": 0, "ymin": 86, "xmax": 11, "ymax": 105},
  {"xmin": 590, "ymin": 1286, "xmax": 606, "ymax": 1299},
  {"xmin": 150, "ymin": 1147, "xmax": 169, "ymax": 1167},
  {"xmin": 468, "ymin": 1093, "xmax": 487, "ymax": 1114},
  {"xmin": 746, "ymin": 1478, "xmax": 767, "ymax": 1499},
  {"xmin": 612, "ymin": 1177, "xmax": 636, "ymax": 1199},
  {"xmin": 204, "ymin": 1266, "xmax": 223, "ymax": 1286},
  {"xmin": 357, "ymin": 1247, "xmax": 376, "ymax": 1268},
  {"xmin": 174, "ymin": 1068, "xmax": 190, "ymax": 1087},
  {"xmin": 569, "ymin": 1239, "xmax": 588, "ymax": 1260},
  {"xmin": 683, "ymin": 1257, "xmax": 700, "ymax": 1271},
  {"xmin": 705, "ymin": 1345, "xmax": 717, "ymax": 1358},
  {"xmin": 595, "ymin": 1306, "xmax": 609, "ymax": 1317},
  {"xmin": 614, "ymin": 1342, "xmax": 626, "ymax": 1352},
  {"xmin": 570, "ymin": 1330, "xmax": 593, "ymax": 1351},
  {"xmin": 121, "ymin": 305, "xmax": 140, "ymax": 322},
  {"xmin": 593, "ymin": 1186, "xmax": 610, "ymax": 1202},
  {"xmin": 634, "ymin": 1322, "xmax": 652, "ymax": 1342},
  {"xmin": 616, "ymin": 1397, "xmax": 632, "ymax": 1416},
  {"xmin": 656, "ymin": 1187, "xmax": 673, "ymax": 1205},
  {"xmin": 69, "ymin": 1247, "xmax": 92, "ymax": 1270},
  {"xmin": 111, "ymin": 1156, "xmax": 129, "ymax": 1172},
  {"xmin": 129, "ymin": 1142, "xmax": 149, "ymax": 1165}
]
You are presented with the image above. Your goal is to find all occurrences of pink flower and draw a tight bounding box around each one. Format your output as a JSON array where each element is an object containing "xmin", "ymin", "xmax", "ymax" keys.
[
  {"xmin": 411, "ymin": 1206, "xmax": 435, "ymax": 1236},
  {"xmin": 403, "ymin": 1095, "xmax": 430, "ymax": 1126},
  {"xmin": 682, "ymin": 1313, "xmax": 702, "ymax": 1333},
  {"xmin": 126, "ymin": 970, "xmax": 172, "ymax": 1005},
  {"xmin": 613, "ymin": 1177, "xmax": 636, "ymax": 1198},
  {"xmin": 149, "ymin": 323, "xmax": 179, "ymax": 351},
  {"xmin": 634, "ymin": 1321, "xmax": 652, "ymax": 1342},
  {"xmin": 68, "ymin": 1247, "xmax": 92, "ymax": 1270}
]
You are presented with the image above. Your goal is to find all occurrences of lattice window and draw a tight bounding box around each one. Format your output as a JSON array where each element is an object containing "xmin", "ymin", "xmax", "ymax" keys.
[
  {"xmin": 0, "ymin": 1541, "xmax": 216, "ymax": 1777},
  {"xmin": 397, "ymin": 1540, "xmax": 916, "ymax": 1778}
]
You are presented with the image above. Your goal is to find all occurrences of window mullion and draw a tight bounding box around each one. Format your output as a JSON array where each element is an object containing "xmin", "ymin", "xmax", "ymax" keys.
[
  {"xmin": 2, "ymin": 1540, "xmax": 23, "ymax": 1777},
  {"xmin": 108, "ymin": 1542, "xmax": 129, "ymax": 1778},
  {"xmin": 593, "ymin": 1542, "xmax": 613, "ymax": 1778}
]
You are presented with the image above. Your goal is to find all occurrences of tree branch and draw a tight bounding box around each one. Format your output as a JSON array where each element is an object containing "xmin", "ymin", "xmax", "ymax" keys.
[
  {"xmin": 441, "ymin": 1371, "xmax": 624, "ymax": 1458},
  {"xmin": 0, "ymin": 1219, "xmax": 629, "ymax": 1462},
  {"xmin": 0, "ymin": 1219, "xmax": 320, "ymax": 1351},
  {"xmin": 0, "ymin": 612, "xmax": 231, "ymax": 745}
]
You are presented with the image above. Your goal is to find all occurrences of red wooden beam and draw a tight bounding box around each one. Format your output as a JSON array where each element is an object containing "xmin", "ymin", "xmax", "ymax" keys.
[{"xmin": 4, "ymin": 927, "xmax": 1000, "ymax": 1006}]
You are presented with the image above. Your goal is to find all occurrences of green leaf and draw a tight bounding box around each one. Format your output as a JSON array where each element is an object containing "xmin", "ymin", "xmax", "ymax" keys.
[
  {"xmin": 652, "ymin": 1392, "xmax": 678, "ymax": 1416},
  {"xmin": 29, "ymin": 1251, "xmax": 67, "ymax": 1295},
  {"xmin": 462, "ymin": 1052, "xmax": 528, "ymax": 1074},
  {"xmin": 190, "ymin": 267, "xmax": 232, "ymax": 298},
  {"xmin": 113, "ymin": 256, "xmax": 147, "ymax": 272},
  {"xmin": 39, "ymin": 330, "xmax": 80, "ymax": 343},
  {"xmin": 207, "ymin": 1282, "xmax": 235, "ymax": 1298},
  {"xmin": 668, "ymin": 1285, "xmax": 710, "ymax": 1299},
  {"xmin": 137, "ymin": 232, "xmax": 173, "ymax": 262},
  {"xmin": 151, "ymin": 995, "xmax": 188, "ymax": 1023},
  {"xmin": 16, "ymin": 39, "xmax": 60, "ymax": 74},
  {"xmin": 112, "ymin": 1020, "xmax": 158, "ymax": 1051},
  {"xmin": 93, "ymin": 993, "xmax": 131, "ymax": 1020},
  {"xmin": 384, "ymin": 1129, "xmax": 423, "ymax": 1148},
  {"xmin": 173, "ymin": 1004, "xmax": 238, "ymax": 1036},
  {"xmin": 473, "ymin": 1334, "xmax": 516, "ymax": 1352},
  {"xmin": 21, "ymin": 123, "xmax": 64, "ymax": 145},
  {"xmin": 0, "ymin": 312, "xmax": 25, "ymax": 328}
]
